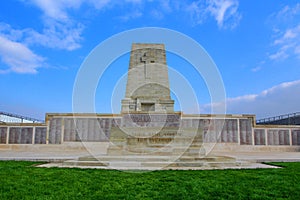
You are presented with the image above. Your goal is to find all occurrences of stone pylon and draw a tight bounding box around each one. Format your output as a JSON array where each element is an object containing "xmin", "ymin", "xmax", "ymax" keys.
[{"xmin": 121, "ymin": 43, "xmax": 174, "ymax": 113}]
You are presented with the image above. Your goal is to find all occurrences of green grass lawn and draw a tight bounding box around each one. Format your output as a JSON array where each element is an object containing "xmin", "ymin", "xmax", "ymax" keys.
[{"xmin": 0, "ymin": 161, "xmax": 299, "ymax": 199}]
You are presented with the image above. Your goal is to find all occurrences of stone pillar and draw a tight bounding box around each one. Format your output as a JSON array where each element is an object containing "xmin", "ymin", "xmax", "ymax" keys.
[
  {"xmin": 121, "ymin": 43, "xmax": 174, "ymax": 113},
  {"xmin": 32, "ymin": 126, "xmax": 36, "ymax": 144},
  {"xmin": 6, "ymin": 126, "xmax": 9, "ymax": 144},
  {"xmin": 61, "ymin": 118, "xmax": 65, "ymax": 143}
]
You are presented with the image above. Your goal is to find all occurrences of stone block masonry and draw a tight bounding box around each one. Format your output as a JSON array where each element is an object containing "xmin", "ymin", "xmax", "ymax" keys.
[
  {"xmin": 0, "ymin": 43, "xmax": 299, "ymax": 152},
  {"xmin": 1, "ymin": 113, "xmax": 299, "ymax": 149},
  {"xmin": 0, "ymin": 125, "xmax": 47, "ymax": 144},
  {"xmin": 121, "ymin": 43, "xmax": 174, "ymax": 113}
]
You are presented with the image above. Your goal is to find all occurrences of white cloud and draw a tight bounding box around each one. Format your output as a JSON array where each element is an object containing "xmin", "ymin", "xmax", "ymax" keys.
[
  {"xmin": 125, "ymin": 0, "xmax": 142, "ymax": 4},
  {"xmin": 1, "ymin": 21, "xmax": 83, "ymax": 51},
  {"xmin": 270, "ymin": 25, "xmax": 300, "ymax": 60},
  {"xmin": 269, "ymin": 49, "xmax": 288, "ymax": 61},
  {"xmin": 160, "ymin": 0, "xmax": 172, "ymax": 12},
  {"xmin": 0, "ymin": 21, "xmax": 83, "ymax": 62},
  {"xmin": 87, "ymin": 0, "xmax": 111, "ymax": 10},
  {"xmin": 23, "ymin": 0, "xmax": 85, "ymax": 51},
  {"xmin": 0, "ymin": 1, "xmax": 86, "ymax": 74},
  {"xmin": 275, "ymin": 3, "xmax": 300, "ymax": 22},
  {"xmin": 251, "ymin": 60, "xmax": 265, "ymax": 72},
  {"xmin": 0, "ymin": 36, "xmax": 44, "ymax": 74},
  {"xmin": 28, "ymin": 0, "xmax": 83, "ymax": 21},
  {"xmin": 269, "ymin": 4, "xmax": 300, "ymax": 61},
  {"xmin": 207, "ymin": 0, "xmax": 241, "ymax": 28},
  {"xmin": 25, "ymin": 20, "xmax": 84, "ymax": 51},
  {"xmin": 27, "ymin": 0, "xmax": 240, "ymax": 36},
  {"xmin": 150, "ymin": 9, "xmax": 165, "ymax": 20},
  {"xmin": 0, "ymin": 0, "xmax": 241, "ymax": 73},
  {"xmin": 0, "ymin": 23, "xmax": 26, "ymax": 41},
  {"xmin": 186, "ymin": 0, "xmax": 241, "ymax": 29},
  {"xmin": 119, "ymin": 10, "xmax": 143, "ymax": 22},
  {"xmin": 28, "ymin": 0, "xmax": 115, "ymax": 17},
  {"xmin": 251, "ymin": 66, "xmax": 261, "ymax": 72},
  {"xmin": 186, "ymin": 1, "xmax": 207, "ymax": 25},
  {"xmin": 201, "ymin": 80, "xmax": 300, "ymax": 119}
]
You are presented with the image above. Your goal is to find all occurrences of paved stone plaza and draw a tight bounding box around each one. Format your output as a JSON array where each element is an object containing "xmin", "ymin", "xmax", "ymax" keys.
[{"xmin": 1, "ymin": 144, "xmax": 300, "ymax": 170}]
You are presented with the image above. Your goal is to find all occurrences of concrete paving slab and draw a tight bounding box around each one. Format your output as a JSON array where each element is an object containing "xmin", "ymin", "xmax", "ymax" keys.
[{"xmin": 0, "ymin": 147, "xmax": 298, "ymax": 170}]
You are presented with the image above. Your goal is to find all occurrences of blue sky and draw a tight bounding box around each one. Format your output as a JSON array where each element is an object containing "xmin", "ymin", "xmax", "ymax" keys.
[{"xmin": 0, "ymin": 0, "xmax": 300, "ymax": 120}]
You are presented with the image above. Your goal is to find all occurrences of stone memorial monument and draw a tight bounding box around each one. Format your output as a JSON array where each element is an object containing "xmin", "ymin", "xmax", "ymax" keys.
[
  {"xmin": 0, "ymin": 43, "xmax": 299, "ymax": 170},
  {"xmin": 108, "ymin": 44, "xmax": 204, "ymax": 162},
  {"xmin": 121, "ymin": 43, "xmax": 174, "ymax": 113}
]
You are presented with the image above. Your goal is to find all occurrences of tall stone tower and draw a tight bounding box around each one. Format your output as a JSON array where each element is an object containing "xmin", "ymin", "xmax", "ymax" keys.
[{"xmin": 121, "ymin": 43, "xmax": 174, "ymax": 113}]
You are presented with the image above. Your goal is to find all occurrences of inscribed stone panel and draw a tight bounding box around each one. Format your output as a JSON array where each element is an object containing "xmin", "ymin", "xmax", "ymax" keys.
[
  {"xmin": 268, "ymin": 129, "xmax": 290, "ymax": 145},
  {"xmin": 64, "ymin": 118, "xmax": 76, "ymax": 141},
  {"xmin": 254, "ymin": 129, "xmax": 266, "ymax": 145},
  {"xmin": 0, "ymin": 127, "xmax": 7, "ymax": 144},
  {"xmin": 267, "ymin": 130, "xmax": 277, "ymax": 145},
  {"xmin": 292, "ymin": 130, "xmax": 300, "ymax": 145},
  {"xmin": 221, "ymin": 119, "xmax": 238, "ymax": 143},
  {"xmin": 21, "ymin": 128, "xmax": 33, "ymax": 144},
  {"xmin": 239, "ymin": 119, "xmax": 253, "ymax": 145},
  {"xmin": 35, "ymin": 127, "xmax": 47, "ymax": 144},
  {"xmin": 9, "ymin": 127, "xmax": 33, "ymax": 144},
  {"xmin": 9, "ymin": 127, "xmax": 21, "ymax": 144},
  {"xmin": 278, "ymin": 130, "xmax": 289, "ymax": 145},
  {"xmin": 201, "ymin": 119, "xmax": 219, "ymax": 143},
  {"xmin": 48, "ymin": 118, "xmax": 62, "ymax": 144}
]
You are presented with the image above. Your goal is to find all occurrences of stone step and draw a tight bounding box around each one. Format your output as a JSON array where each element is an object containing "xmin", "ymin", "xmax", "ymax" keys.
[
  {"xmin": 177, "ymin": 156, "xmax": 236, "ymax": 162},
  {"xmin": 63, "ymin": 160, "xmax": 108, "ymax": 167},
  {"xmin": 122, "ymin": 148, "xmax": 202, "ymax": 156},
  {"xmin": 62, "ymin": 160, "xmax": 245, "ymax": 169},
  {"xmin": 142, "ymin": 161, "xmax": 240, "ymax": 168},
  {"xmin": 63, "ymin": 155, "xmax": 239, "ymax": 169},
  {"xmin": 108, "ymin": 146, "xmax": 205, "ymax": 156},
  {"xmin": 78, "ymin": 155, "xmax": 178, "ymax": 162}
]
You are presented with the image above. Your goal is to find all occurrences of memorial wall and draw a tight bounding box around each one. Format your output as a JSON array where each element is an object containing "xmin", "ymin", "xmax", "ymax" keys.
[
  {"xmin": 0, "ymin": 113, "xmax": 299, "ymax": 147},
  {"xmin": 1, "ymin": 43, "xmax": 299, "ymax": 149}
]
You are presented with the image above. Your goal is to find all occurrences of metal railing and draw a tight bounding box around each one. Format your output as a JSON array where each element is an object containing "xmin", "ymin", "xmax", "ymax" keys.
[
  {"xmin": 256, "ymin": 112, "xmax": 300, "ymax": 124},
  {"xmin": 0, "ymin": 111, "xmax": 44, "ymax": 123}
]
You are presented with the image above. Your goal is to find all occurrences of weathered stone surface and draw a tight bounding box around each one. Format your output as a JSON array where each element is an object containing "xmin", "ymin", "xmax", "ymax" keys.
[
  {"xmin": 121, "ymin": 43, "xmax": 174, "ymax": 113},
  {"xmin": 220, "ymin": 119, "xmax": 238, "ymax": 143},
  {"xmin": 35, "ymin": 127, "xmax": 47, "ymax": 144},
  {"xmin": 0, "ymin": 127, "xmax": 7, "ymax": 144},
  {"xmin": 107, "ymin": 112, "xmax": 205, "ymax": 159},
  {"xmin": 9, "ymin": 127, "xmax": 33, "ymax": 144},
  {"xmin": 254, "ymin": 129, "xmax": 266, "ymax": 145},
  {"xmin": 0, "ymin": 42, "xmax": 299, "ymax": 157},
  {"xmin": 239, "ymin": 119, "xmax": 253, "ymax": 145},
  {"xmin": 267, "ymin": 129, "xmax": 290, "ymax": 145},
  {"xmin": 1, "ymin": 114, "xmax": 300, "ymax": 147},
  {"xmin": 292, "ymin": 130, "xmax": 300, "ymax": 145},
  {"xmin": 48, "ymin": 118, "xmax": 62, "ymax": 144}
]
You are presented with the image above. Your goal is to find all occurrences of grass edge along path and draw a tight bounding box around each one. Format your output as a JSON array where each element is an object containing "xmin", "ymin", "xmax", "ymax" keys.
[{"xmin": 0, "ymin": 161, "xmax": 299, "ymax": 199}]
